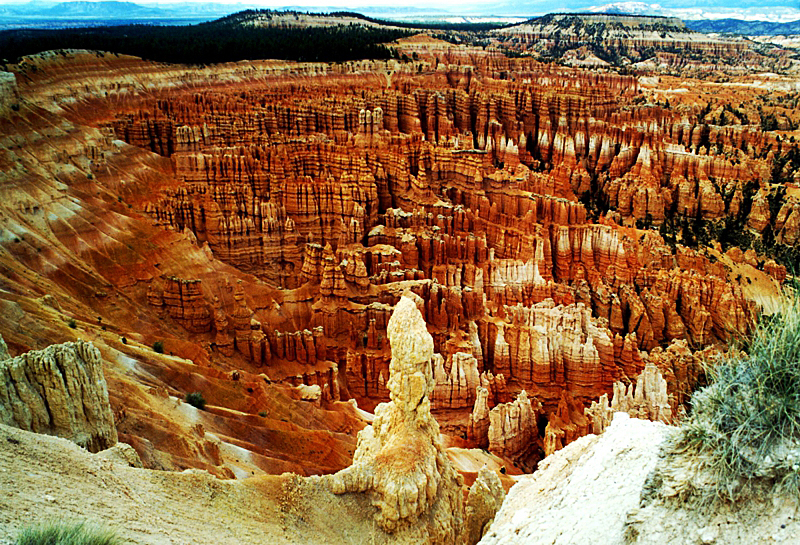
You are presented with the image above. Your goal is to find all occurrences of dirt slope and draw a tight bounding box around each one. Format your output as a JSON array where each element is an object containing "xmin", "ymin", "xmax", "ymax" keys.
[{"xmin": 0, "ymin": 422, "xmax": 382, "ymax": 545}]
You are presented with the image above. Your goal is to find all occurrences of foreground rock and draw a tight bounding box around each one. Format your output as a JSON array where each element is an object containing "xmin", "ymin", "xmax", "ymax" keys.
[
  {"xmin": 464, "ymin": 467, "xmax": 506, "ymax": 545},
  {"xmin": 480, "ymin": 413, "xmax": 665, "ymax": 545},
  {"xmin": 0, "ymin": 339, "xmax": 117, "ymax": 452},
  {"xmin": 479, "ymin": 413, "xmax": 800, "ymax": 544},
  {"xmin": 328, "ymin": 293, "xmax": 464, "ymax": 543},
  {"xmin": 0, "ymin": 422, "xmax": 360, "ymax": 545}
]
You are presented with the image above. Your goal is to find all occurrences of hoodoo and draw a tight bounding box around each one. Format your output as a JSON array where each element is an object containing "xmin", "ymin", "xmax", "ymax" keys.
[
  {"xmin": 329, "ymin": 293, "xmax": 464, "ymax": 543},
  {"xmin": 0, "ymin": 338, "xmax": 117, "ymax": 453}
]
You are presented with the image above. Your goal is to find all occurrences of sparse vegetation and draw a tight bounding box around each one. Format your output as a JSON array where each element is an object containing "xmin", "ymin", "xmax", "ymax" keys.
[
  {"xmin": 68, "ymin": 319, "xmax": 77, "ymax": 329},
  {"xmin": 667, "ymin": 290, "xmax": 800, "ymax": 507},
  {"xmin": 15, "ymin": 520, "xmax": 121, "ymax": 545},
  {"xmin": 185, "ymin": 391, "xmax": 206, "ymax": 410},
  {"xmin": 152, "ymin": 340, "xmax": 164, "ymax": 353}
]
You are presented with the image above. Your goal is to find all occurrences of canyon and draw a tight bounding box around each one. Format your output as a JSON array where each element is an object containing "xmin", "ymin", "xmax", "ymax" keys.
[{"xmin": 0, "ymin": 12, "xmax": 797, "ymax": 544}]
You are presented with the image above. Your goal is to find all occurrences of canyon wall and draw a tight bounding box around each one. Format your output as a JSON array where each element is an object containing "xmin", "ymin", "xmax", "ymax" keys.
[{"xmin": 0, "ymin": 43, "xmax": 789, "ymax": 477}]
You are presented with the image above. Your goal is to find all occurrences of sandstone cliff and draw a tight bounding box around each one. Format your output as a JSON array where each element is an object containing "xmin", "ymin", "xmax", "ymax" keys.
[{"xmin": 0, "ymin": 339, "xmax": 117, "ymax": 452}]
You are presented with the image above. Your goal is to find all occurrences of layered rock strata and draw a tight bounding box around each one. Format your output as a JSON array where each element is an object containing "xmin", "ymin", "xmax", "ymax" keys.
[{"xmin": 1, "ymin": 46, "xmax": 792, "ymax": 481}]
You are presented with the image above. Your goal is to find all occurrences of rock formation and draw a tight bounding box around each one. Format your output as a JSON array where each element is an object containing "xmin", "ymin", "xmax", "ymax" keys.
[
  {"xmin": 0, "ymin": 339, "xmax": 117, "ymax": 452},
  {"xmin": 432, "ymin": 352, "xmax": 481, "ymax": 410},
  {"xmin": 463, "ymin": 466, "xmax": 506, "ymax": 545},
  {"xmin": 148, "ymin": 275, "xmax": 213, "ymax": 333},
  {"xmin": 486, "ymin": 391, "xmax": 541, "ymax": 469},
  {"xmin": 585, "ymin": 363, "xmax": 673, "ymax": 435},
  {"xmin": 479, "ymin": 413, "xmax": 668, "ymax": 545},
  {"xmin": 467, "ymin": 387, "xmax": 492, "ymax": 449},
  {"xmin": 0, "ymin": 36, "xmax": 793, "ymax": 498},
  {"xmin": 0, "ymin": 71, "xmax": 18, "ymax": 115},
  {"xmin": 0, "ymin": 336, "xmax": 10, "ymax": 361},
  {"xmin": 542, "ymin": 391, "xmax": 590, "ymax": 457},
  {"xmin": 491, "ymin": 14, "xmax": 748, "ymax": 62},
  {"xmin": 328, "ymin": 294, "xmax": 463, "ymax": 543}
]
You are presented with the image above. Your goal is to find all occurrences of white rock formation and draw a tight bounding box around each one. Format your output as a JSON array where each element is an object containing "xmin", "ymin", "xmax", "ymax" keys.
[
  {"xmin": 585, "ymin": 362, "xmax": 672, "ymax": 434},
  {"xmin": 479, "ymin": 413, "xmax": 666, "ymax": 545},
  {"xmin": 328, "ymin": 293, "xmax": 463, "ymax": 543}
]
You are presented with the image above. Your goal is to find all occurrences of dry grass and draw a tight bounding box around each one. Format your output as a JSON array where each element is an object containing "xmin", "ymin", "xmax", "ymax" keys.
[
  {"xmin": 667, "ymin": 288, "xmax": 800, "ymax": 507},
  {"xmin": 15, "ymin": 521, "xmax": 120, "ymax": 545}
]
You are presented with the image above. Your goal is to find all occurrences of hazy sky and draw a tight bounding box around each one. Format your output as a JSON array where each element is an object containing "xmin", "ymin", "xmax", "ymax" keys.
[
  {"xmin": 0, "ymin": 0, "xmax": 795, "ymax": 5},
  {"xmin": 0, "ymin": 0, "xmax": 798, "ymax": 21}
]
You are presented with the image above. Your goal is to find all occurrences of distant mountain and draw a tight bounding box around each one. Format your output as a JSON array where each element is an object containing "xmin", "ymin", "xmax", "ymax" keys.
[
  {"xmin": 277, "ymin": 6, "xmax": 450, "ymax": 15},
  {"xmin": 502, "ymin": 12, "xmax": 688, "ymax": 32},
  {"xmin": 40, "ymin": 1, "xmax": 167, "ymax": 17},
  {"xmin": 490, "ymin": 12, "xmax": 753, "ymax": 67},
  {"xmin": 684, "ymin": 19, "xmax": 800, "ymax": 36},
  {"xmin": 155, "ymin": 3, "xmax": 260, "ymax": 17},
  {"xmin": 0, "ymin": 1, "xmax": 451, "ymax": 20},
  {"xmin": 587, "ymin": 2, "xmax": 667, "ymax": 17},
  {"xmin": 587, "ymin": 2, "xmax": 800, "ymax": 24},
  {"xmin": 0, "ymin": 1, "xmax": 255, "ymax": 19}
]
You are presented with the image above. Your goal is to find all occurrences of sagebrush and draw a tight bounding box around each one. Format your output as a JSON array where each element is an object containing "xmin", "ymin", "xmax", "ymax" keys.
[
  {"xmin": 185, "ymin": 391, "xmax": 206, "ymax": 410},
  {"xmin": 16, "ymin": 521, "xmax": 120, "ymax": 545},
  {"xmin": 668, "ymin": 290, "xmax": 800, "ymax": 506}
]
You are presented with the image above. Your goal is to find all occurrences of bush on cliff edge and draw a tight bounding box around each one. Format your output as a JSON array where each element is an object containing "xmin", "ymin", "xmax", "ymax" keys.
[{"xmin": 668, "ymin": 288, "xmax": 800, "ymax": 506}]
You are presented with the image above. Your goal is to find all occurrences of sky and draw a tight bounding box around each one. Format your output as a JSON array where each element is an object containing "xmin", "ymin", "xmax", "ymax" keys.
[{"xmin": 0, "ymin": 0, "xmax": 798, "ymax": 21}]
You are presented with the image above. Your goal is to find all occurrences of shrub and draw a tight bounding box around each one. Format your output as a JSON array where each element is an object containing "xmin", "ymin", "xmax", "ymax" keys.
[
  {"xmin": 668, "ymin": 290, "xmax": 800, "ymax": 506},
  {"xmin": 258, "ymin": 411, "xmax": 267, "ymax": 417},
  {"xmin": 185, "ymin": 391, "xmax": 206, "ymax": 410},
  {"xmin": 152, "ymin": 340, "xmax": 164, "ymax": 354},
  {"xmin": 16, "ymin": 520, "xmax": 120, "ymax": 545},
  {"xmin": 68, "ymin": 319, "xmax": 77, "ymax": 329}
]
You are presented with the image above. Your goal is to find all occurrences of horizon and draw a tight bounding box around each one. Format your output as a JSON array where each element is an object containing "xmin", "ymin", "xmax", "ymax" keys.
[{"xmin": 0, "ymin": 0, "xmax": 799, "ymax": 22}]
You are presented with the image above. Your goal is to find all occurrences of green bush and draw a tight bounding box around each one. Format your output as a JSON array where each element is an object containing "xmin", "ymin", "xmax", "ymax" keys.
[
  {"xmin": 68, "ymin": 319, "xmax": 77, "ymax": 329},
  {"xmin": 16, "ymin": 521, "xmax": 120, "ymax": 545},
  {"xmin": 669, "ymin": 290, "xmax": 800, "ymax": 505},
  {"xmin": 185, "ymin": 391, "xmax": 206, "ymax": 410},
  {"xmin": 152, "ymin": 340, "xmax": 164, "ymax": 354}
]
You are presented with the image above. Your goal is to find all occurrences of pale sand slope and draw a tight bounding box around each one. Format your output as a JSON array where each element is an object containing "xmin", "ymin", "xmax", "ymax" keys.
[
  {"xmin": 0, "ymin": 423, "xmax": 385, "ymax": 545},
  {"xmin": 480, "ymin": 413, "xmax": 800, "ymax": 545}
]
